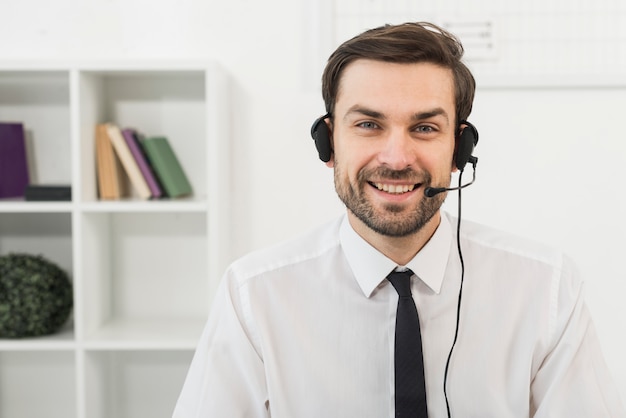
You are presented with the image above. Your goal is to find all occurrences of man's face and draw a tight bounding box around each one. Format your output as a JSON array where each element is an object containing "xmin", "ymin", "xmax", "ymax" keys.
[{"xmin": 328, "ymin": 59, "xmax": 457, "ymax": 238}]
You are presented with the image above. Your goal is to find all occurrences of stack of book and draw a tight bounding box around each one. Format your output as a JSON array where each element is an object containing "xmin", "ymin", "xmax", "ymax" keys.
[{"xmin": 95, "ymin": 123, "xmax": 192, "ymax": 200}]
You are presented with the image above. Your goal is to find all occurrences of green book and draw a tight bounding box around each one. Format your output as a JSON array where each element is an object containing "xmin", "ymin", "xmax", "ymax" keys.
[{"xmin": 140, "ymin": 137, "xmax": 192, "ymax": 198}]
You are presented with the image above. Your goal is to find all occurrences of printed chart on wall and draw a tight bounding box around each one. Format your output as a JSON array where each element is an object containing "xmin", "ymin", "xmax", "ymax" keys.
[{"xmin": 329, "ymin": 0, "xmax": 626, "ymax": 86}]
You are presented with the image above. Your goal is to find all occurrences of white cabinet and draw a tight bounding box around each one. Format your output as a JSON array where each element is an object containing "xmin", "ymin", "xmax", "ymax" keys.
[{"xmin": 0, "ymin": 62, "xmax": 231, "ymax": 418}]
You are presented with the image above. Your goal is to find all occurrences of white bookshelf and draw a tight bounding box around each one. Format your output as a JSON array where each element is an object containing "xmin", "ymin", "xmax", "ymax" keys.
[{"xmin": 0, "ymin": 62, "xmax": 231, "ymax": 418}]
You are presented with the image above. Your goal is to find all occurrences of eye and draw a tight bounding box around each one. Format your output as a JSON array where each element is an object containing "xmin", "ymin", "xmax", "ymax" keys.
[
  {"xmin": 356, "ymin": 121, "xmax": 379, "ymax": 130},
  {"xmin": 414, "ymin": 125, "xmax": 436, "ymax": 134}
]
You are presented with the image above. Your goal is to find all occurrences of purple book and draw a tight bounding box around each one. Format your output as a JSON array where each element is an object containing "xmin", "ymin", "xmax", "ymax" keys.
[
  {"xmin": 121, "ymin": 128, "xmax": 163, "ymax": 198},
  {"xmin": 0, "ymin": 122, "xmax": 30, "ymax": 199}
]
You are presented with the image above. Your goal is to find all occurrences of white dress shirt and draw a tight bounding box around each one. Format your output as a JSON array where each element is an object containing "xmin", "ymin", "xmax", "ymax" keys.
[{"xmin": 173, "ymin": 212, "xmax": 625, "ymax": 417}]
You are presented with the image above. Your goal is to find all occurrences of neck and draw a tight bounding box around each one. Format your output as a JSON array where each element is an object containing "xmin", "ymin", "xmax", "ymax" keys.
[{"xmin": 347, "ymin": 211, "xmax": 441, "ymax": 266}]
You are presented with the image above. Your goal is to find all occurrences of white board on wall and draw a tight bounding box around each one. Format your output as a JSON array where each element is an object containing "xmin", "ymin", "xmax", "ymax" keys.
[{"xmin": 307, "ymin": 0, "xmax": 626, "ymax": 87}]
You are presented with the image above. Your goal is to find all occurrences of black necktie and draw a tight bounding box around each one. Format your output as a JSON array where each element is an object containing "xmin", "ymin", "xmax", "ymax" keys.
[{"xmin": 387, "ymin": 269, "xmax": 428, "ymax": 417}]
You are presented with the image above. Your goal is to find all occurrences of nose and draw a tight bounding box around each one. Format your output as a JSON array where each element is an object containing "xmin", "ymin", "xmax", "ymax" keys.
[{"xmin": 377, "ymin": 129, "xmax": 415, "ymax": 170}]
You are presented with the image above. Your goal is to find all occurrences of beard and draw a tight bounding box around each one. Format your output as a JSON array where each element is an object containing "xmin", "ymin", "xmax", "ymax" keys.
[{"xmin": 334, "ymin": 162, "xmax": 448, "ymax": 237}]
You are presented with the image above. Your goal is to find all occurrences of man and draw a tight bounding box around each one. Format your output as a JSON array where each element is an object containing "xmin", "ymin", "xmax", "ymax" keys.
[{"xmin": 173, "ymin": 22, "xmax": 625, "ymax": 417}]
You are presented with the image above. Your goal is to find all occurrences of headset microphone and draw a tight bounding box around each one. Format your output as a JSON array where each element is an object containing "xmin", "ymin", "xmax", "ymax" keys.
[
  {"xmin": 424, "ymin": 121, "xmax": 479, "ymax": 197},
  {"xmin": 424, "ymin": 156, "xmax": 478, "ymax": 198}
]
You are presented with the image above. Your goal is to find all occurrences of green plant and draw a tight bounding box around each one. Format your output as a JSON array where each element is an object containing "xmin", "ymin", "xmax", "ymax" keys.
[{"xmin": 0, "ymin": 253, "xmax": 73, "ymax": 338}]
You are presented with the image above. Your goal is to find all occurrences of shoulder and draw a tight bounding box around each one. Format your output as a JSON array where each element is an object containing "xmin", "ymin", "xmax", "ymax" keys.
[
  {"xmin": 446, "ymin": 212, "xmax": 575, "ymax": 274},
  {"xmin": 445, "ymin": 213, "xmax": 583, "ymax": 333},
  {"xmin": 227, "ymin": 215, "xmax": 344, "ymax": 283}
]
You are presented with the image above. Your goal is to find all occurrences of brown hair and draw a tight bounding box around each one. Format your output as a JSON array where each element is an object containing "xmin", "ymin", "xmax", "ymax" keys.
[{"xmin": 321, "ymin": 22, "xmax": 475, "ymax": 126}]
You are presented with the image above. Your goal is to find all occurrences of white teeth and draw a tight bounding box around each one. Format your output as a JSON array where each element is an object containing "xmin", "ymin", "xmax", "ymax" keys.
[{"xmin": 374, "ymin": 183, "xmax": 415, "ymax": 194}]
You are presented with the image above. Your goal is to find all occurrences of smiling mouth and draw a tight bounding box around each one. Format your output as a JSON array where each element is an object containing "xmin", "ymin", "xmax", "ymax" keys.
[{"xmin": 369, "ymin": 182, "xmax": 419, "ymax": 194}]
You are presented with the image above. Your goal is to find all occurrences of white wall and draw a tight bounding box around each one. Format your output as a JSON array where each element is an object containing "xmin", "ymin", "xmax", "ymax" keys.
[{"xmin": 2, "ymin": 0, "xmax": 625, "ymax": 405}]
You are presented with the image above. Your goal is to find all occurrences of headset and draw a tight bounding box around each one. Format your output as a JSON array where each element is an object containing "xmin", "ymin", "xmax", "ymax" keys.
[{"xmin": 310, "ymin": 113, "xmax": 479, "ymax": 171}]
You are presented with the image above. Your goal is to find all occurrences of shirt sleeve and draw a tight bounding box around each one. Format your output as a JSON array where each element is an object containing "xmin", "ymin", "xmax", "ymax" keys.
[
  {"xmin": 530, "ymin": 256, "xmax": 625, "ymax": 417},
  {"xmin": 172, "ymin": 269, "xmax": 269, "ymax": 418}
]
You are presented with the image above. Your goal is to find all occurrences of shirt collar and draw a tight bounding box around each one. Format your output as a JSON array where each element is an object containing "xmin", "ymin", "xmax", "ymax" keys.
[{"xmin": 339, "ymin": 213, "xmax": 452, "ymax": 297}]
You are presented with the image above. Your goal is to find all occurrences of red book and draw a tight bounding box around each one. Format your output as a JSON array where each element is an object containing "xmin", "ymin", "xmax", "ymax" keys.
[{"xmin": 0, "ymin": 122, "xmax": 30, "ymax": 199}]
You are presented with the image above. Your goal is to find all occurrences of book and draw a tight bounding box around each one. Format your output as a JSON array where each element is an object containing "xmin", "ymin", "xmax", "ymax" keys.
[
  {"xmin": 95, "ymin": 123, "xmax": 125, "ymax": 200},
  {"xmin": 0, "ymin": 122, "xmax": 30, "ymax": 199},
  {"xmin": 140, "ymin": 137, "xmax": 192, "ymax": 198},
  {"xmin": 106, "ymin": 124, "xmax": 151, "ymax": 200},
  {"xmin": 121, "ymin": 128, "xmax": 163, "ymax": 199},
  {"xmin": 24, "ymin": 185, "xmax": 72, "ymax": 201}
]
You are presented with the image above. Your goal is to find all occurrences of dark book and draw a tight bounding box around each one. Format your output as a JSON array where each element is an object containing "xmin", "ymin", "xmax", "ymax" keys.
[
  {"xmin": 122, "ymin": 128, "xmax": 163, "ymax": 198},
  {"xmin": 0, "ymin": 122, "xmax": 30, "ymax": 199},
  {"xmin": 24, "ymin": 185, "xmax": 72, "ymax": 201},
  {"xmin": 140, "ymin": 137, "xmax": 192, "ymax": 198}
]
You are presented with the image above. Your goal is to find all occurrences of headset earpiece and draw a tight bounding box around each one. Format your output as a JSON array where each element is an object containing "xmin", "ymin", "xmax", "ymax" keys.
[
  {"xmin": 310, "ymin": 113, "xmax": 332, "ymax": 163},
  {"xmin": 455, "ymin": 121, "xmax": 479, "ymax": 170}
]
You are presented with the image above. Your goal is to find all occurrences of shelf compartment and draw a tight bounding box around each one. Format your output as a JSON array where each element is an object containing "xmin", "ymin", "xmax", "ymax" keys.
[
  {"xmin": 77, "ymin": 69, "xmax": 207, "ymax": 203},
  {"xmin": 0, "ymin": 71, "xmax": 72, "ymax": 187},
  {"xmin": 0, "ymin": 212, "xmax": 73, "ymax": 273},
  {"xmin": 84, "ymin": 349, "xmax": 193, "ymax": 418},
  {"xmin": 0, "ymin": 350, "xmax": 76, "ymax": 418},
  {"xmin": 0, "ymin": 212, "xmax": 75, "ymax": 346},
  {"xmin": 79, "ymin": 211, "xmax": 209, "ymax": 343}
]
